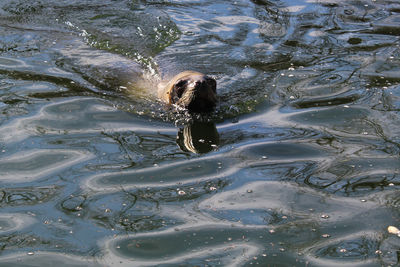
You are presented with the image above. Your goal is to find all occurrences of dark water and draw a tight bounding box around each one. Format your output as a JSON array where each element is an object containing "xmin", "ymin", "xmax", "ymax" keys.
[{"xmin": 0, "ymin": 0, "xmax": 400, "ymax": 266}]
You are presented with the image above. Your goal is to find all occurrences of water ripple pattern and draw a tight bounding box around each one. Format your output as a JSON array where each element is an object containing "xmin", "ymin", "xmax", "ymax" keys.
[{"xmin": 0, "ymin": 0, "xmax": 399, "ymax": 266}]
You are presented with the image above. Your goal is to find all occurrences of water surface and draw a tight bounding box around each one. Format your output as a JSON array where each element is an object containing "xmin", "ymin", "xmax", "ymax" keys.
[{"xmin": 0, "ymin": 0, "xmax": 400, "ymax": 266}]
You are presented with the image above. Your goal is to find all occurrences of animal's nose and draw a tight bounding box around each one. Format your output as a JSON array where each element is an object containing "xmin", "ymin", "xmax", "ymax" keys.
[
  {"xmin": 193, "ymin": 79, "xmax": 208, "ymax": 88},
  {"xmin": 188, "ymin": 80, "xmax": 200, "ymax": 88}
]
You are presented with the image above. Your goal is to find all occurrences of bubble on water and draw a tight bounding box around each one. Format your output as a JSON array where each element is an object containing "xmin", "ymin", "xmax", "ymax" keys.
[
  {"xmin": 177, "ymin": 190, "xmax": 186, "ymax": 196},
  {"xmin": 65, "ymin": 21, "xmax": 74, "ymax": 27}
]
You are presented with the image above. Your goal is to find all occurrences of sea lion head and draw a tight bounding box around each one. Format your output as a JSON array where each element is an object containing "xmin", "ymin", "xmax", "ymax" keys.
[{"xmin": 166, "ymin": 71, "xmax": 217, "ymax": 113}]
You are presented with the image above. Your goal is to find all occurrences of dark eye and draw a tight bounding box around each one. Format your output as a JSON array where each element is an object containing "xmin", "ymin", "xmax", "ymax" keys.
[
  {"xmin": 175, "ymin": 80, "xmax": 186, "ymax": 88},
  {"xmin": 174, "ymin": 80, "xmax": 187, "ymax": 98}
]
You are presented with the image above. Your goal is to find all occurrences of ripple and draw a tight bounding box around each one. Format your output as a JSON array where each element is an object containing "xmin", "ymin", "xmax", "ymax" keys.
[
  {"xmin": 85, "ymin": 138, "xmax": 326, "ymax": 193},
  {"xmin": 304, "ymin": 231, "xmax": 380, "ymax": 266},
  {"xmin": 0, "ymin": 55, "xmax": 77, "ymax": 84},
  {"xmin": 306, "ymin": 157, "xmax": 400, "ymax": 194},
  {"xmin": 370, "ymin": 14, "xmax": 400, "ymax": 36},
  {"xmin": 84, "ymin": 154, "xmax": 234, "ymax": 192},
  {"xmin": 103, "ymin": 224, "xmax": 262, "ymax": 266},
  {"xmin": 0, "ymin": 213, "xmax": 35, "ymax": 234},
  {"xmin": 380, "ymin": 235, "xmax": 400, "ymax": 266},
  {"xmin": 198, "ymin": 181, "xmax": 379, "ymax": 225},
  {"xmin": 217, "ymin": 15, "xmax": 259, "ymax": 25},
  {"xmin": 288, "ymin": 106, "xmax": 373, "ymax": 134},
  {"xmin": 362, "ymin": 55, "xmax": 400, "ymax": 84},
  {"xmin": 197, "ymin": 180, "xmax": 390, "ymax": 266},
  {"xmin": 0, "ymin": 185, "xmax": 59, "ymax": 206},
  {"xmin": 280, "ymin": 5, "xmax": 306, "ymax": 13},
  {"xmin": 0, "ymin": 0, "xmax": 399, "ymax": 265},
  {"xmin": 0, "ymin": 252, "xmax": 102, "ymax": 267},
  {"xmin": 0, "ymin": 98, "xmax": 168, "ymax": 143},
  {"xmin": 234, "ymin": 140, "xmax": 325, "ymax": 161},
  {"xmin": 0, "ymin": 57, "xmax": 26, "ymax": 68},
  {"xmin": 0, "ymin": 149, "xmax": 93, "ymax": 183}
]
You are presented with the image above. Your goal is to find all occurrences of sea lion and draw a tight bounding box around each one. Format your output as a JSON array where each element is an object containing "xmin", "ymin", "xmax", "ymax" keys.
[{"xmin": 158, "ymin": 71, "xmax": 217, "ymax": 113}]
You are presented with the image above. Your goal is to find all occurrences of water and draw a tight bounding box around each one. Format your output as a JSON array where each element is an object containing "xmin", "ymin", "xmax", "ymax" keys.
[{"xmin": 0, "ymin": 0, "xmax": 399, "ymax": 266}]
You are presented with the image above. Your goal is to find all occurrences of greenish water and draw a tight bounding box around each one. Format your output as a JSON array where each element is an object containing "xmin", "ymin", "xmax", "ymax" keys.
[{"xmin": 0, "ymin": 0, "xmax": 400, "ymax": 266}]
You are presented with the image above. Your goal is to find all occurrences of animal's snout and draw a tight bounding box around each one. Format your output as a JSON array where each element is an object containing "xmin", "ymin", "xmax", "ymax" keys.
[{"xmin": 162, "ymin": 71, "xmax": 217, "ymax": 113}]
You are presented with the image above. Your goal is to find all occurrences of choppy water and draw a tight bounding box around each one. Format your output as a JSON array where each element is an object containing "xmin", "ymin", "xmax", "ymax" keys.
[{"xmin": 0, "ymin": 0, "xmax": 400, "ymax": 266}]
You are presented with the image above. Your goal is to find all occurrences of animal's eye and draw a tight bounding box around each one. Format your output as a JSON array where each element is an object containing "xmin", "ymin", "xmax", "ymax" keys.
[
  {"xmin": 174, "ymin": 80, "xmax": 187, "ymax": 98},
  {"xmin": 175, "ymin": 80, "xmax": 186, "ymax": 88}
]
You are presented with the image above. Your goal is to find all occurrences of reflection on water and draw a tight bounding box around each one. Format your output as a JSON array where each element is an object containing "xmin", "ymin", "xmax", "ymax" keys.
[
  {"xmin": 0, "ymin": 0, "xmax": 400, "ymax": 266},
  {"xmin": 177, "ymin": 121, "xmax": 219, "ymax": 153}
]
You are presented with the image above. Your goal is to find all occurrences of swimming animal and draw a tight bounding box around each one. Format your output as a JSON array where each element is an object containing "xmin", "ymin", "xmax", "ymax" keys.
[{"xmin": 158, "ymin": 71, "xmax": 217, "ymax": 113}]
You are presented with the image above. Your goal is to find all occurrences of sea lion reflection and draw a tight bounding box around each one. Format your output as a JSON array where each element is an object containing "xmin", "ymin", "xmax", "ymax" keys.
[{"xmin": 177, "ymin": 122, "xmax": 219, "ymax": 153}]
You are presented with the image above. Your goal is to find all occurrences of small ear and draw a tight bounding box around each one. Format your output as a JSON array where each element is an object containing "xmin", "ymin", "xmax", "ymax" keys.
[{"xmin": 168, "ymin": 88, "xmax": 176, "ymax": 104}]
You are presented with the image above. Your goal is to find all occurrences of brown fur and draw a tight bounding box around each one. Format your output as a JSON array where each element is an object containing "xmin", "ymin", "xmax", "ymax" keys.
[{"xmin": 158, "ymin": 71, "xmax": 217, "ymax": 112}]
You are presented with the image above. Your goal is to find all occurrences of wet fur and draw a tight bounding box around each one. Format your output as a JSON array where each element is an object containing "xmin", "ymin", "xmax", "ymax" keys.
[{"xmin": 158, "ymin": 71, "xmax": 217, "ymax": 112}]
